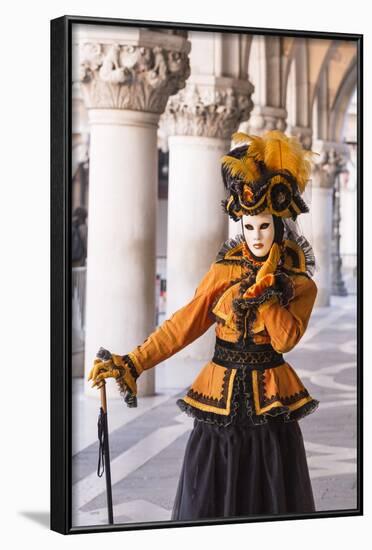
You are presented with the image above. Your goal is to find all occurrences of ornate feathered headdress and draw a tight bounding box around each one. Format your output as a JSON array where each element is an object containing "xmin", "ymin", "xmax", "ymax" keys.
[{"xmin": 221, "ymin": 130, "xmax": 317, "ymax": 221}]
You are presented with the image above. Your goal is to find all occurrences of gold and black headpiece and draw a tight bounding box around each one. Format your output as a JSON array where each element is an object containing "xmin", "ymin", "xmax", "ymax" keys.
[{"xmin": 221, "ymin": 130, "xmax": 316, "ymax": 221}]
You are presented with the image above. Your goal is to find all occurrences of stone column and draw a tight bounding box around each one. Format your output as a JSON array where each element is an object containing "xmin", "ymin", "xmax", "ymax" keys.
[
  {"xmin": 311, "ymin": 143, "xmax": 348, "ymax": 306},
  {"xmin": 329, "ymin": 150, "xmax": 349, "ymax": 296},
  {"xmin": 287, "ymin": 126, "xmax": 314, "ymax": 245},
  {"xmin": 73, "ymin": 26, "xmax": 191, "ymax": 397},
  {"xmin": 158, "ymin": 78, "xmax": 253, "ymax": 387},
  {"xmin": 239, "ymin": 35, "xmax": 287, "ymax": 135},
  {"xmin": 290, "ymin": 126, "xmax": 313, "ymax": 150},
  {"xmin": 311, "ymin": 160, "xmax": 334, "ymax": 306}
]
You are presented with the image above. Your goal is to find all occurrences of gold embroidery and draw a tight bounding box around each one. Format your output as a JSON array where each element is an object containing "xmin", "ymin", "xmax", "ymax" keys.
[
  {"xmin": 252, "ymin": 368, "xmax": 313, "ymax": 415},
  {"xmin": 183, "ymin": 369, "xmax": 237, "ymax": 415}
]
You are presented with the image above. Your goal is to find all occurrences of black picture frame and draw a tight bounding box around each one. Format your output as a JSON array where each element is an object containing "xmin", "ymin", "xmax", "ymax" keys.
[{"xmin": 51, "ymin": 14, "xmax": 363, "ymax": 535}]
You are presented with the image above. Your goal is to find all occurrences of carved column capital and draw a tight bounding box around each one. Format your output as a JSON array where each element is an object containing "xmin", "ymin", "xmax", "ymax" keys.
[
  {"xmin": 73, "ymin": 27, "xmax": 191, "ymax": 113},
  {"xmin": 289, "ymin": 126, "xmax": 313, "ymax": 150},
  {"xmin": 160, "ymin": 77, "xmax": 254, "ymax": 140},
  {"xmin": 312, "ymin": 143, "xmax": 349, "ymax": 189},
  {"xmin": 240, "ymin": 105, "xmax": 287, "ymax": 135},
  {"xmin": 313, "ymin": 139, "xmax": 350, "ymax": 158}
]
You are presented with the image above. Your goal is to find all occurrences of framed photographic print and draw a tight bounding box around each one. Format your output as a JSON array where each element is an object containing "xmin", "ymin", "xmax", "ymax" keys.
[{"xmin": 51, "ymin": 14, "xmax": 363, "ymax": 534}]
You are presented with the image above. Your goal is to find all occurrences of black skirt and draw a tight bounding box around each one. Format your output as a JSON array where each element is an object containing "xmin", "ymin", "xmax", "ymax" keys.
[{"xmin": 171, "ymin": 417, "xmax": 316, "ymax": 521}]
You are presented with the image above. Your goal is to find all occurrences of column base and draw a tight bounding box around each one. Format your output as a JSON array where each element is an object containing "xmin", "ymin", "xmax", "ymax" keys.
[
  {"xmin": 332, "ymin": 281, "xmax": 348, "ymax": 296},
  {"xmin": 315, "ymin": 288, "xmax": 331, "ymax": 307}
]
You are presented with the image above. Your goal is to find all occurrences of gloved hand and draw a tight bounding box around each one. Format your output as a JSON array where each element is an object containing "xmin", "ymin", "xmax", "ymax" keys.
[
  {"xmin": 255, "ymin": 242, "xmax": 281, "ymax": 282},
  {"xmin": 242, "ymin": 273, "xmax": 276, "ymax": 299},
  {"xmin": 88, "ymin": 348, "xmax": 139, "ymax": 407},
  {"xmin": 241, "ymin": 243, "xmax": 284, "ymax": 302}
]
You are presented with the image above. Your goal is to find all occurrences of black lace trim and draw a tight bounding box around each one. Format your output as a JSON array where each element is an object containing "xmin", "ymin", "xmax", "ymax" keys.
[
  {"xmin": 177, "ymin": 369, "xmax": 241, "ymax": 427},
  {"xmin": 284, "ymin": 235, "xmax": 316, "ymax": 277},
  {"xmin": 215, "ymin": 234, "xmax": 246, "ymax": 264},
  {"xmin": 212, "ymin": 339, "xmax": 284, "ymax": 369},
  {"xmin": 177, "ymin": 368, "xmax": 319, "ymax": 427},
  {"xmin": 232, "ymin": 271, "xmax": 295, "ymax": 341},
  {"xmin": 123, "ymin": 354, "xmax": 140, "ymax": 380},
  {"xmin": 215, "ymin": 233, "xmax": 316, "ymax": 280},
  {"xmin": 115, "ymin": 354, "xmax": 139, "ymax": 408},
  {"xmin": 296, "ymin": 235, "xmax": 316, "ymax": 276},
  {"xmin": 285, "ymin": 398, "xmax": 320, "ymax": 422},
  {"xmin": 239, "ymin": 254, "xmax": 266, "ymax": 273},
  {"xmin": 177, "ymin": 398, "xmax": 241, "ymax": 427}
]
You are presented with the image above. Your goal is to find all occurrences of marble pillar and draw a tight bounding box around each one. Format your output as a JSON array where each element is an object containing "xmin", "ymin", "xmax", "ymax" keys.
[
  {"xmin": 311, "ymin": 175, "xmax": 334, "ymax": 307},
  {"xmin": 73, "ymin": 25, "xmax": 191, "ymax": 397},
  {"xmin": 157, "ymin": 78, "xmax": 253, "ymax": 387},
  {"xmin": 240, "ymin": 36, "xmax": 287, "ymax": 135},
  {"xmin": 311, "ymin": 144, "xmax": 348, "ymax": 306},
  {"xmin": 287, "ymin": 126, "xmax": 314, "ymax": 245}
]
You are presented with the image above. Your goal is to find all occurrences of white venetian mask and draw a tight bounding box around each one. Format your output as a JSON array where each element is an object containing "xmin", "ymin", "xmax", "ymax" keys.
[{"xmin": 242, "ymin": 213, "xmax": 275, "ymax": 257}]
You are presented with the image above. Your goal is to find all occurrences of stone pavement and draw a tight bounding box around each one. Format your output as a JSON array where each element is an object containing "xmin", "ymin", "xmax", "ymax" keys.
[{"xmin": 71, "ymin": 274, "xmax": 358, "ymax": 528}]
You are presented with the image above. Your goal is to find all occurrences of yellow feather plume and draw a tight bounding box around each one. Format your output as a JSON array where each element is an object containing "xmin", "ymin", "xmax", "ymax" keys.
[
  {"xmin": 262, "ymin": 131, "xmax": 313, "ymax": 193},
  {"xmin": 225, "ymin": 130, "xmax": 317, "ymax": 197},
  {"xmin": 221, "ymin": 153, "xmax": 260, "ymax": 183},
  {"xmin": 232, "ymin": 132, "xmax": 266, "ymax": 166},
  {"xmin": 231, "ymin": 132, "xmax": 253, "ymax": 146},
  {"xmin": 231, "ymin": 130, "xmax": 316, "ymax": 194}
]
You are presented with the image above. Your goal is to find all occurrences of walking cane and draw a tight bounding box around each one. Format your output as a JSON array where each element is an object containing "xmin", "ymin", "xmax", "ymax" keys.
[{"xmin": 96, "ymin": 348, "xmax": 114, "ymax": 524}]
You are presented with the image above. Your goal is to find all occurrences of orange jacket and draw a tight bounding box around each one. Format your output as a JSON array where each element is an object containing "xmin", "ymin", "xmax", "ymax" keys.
[{"xmin": 125, "ymin": 235, "xmax": 319, "ymax": 425}]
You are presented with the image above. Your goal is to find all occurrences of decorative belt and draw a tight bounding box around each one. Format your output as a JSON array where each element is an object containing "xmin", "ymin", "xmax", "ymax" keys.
[{"xmin": 212, "ymin": 337, "xmax": 285, "ymax": 371}]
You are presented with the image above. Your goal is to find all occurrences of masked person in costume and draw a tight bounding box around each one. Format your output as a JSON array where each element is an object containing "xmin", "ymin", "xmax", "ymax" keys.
[{"xmin": 88, "ymin": 130, "xmax": 320, "ymax": 520}]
